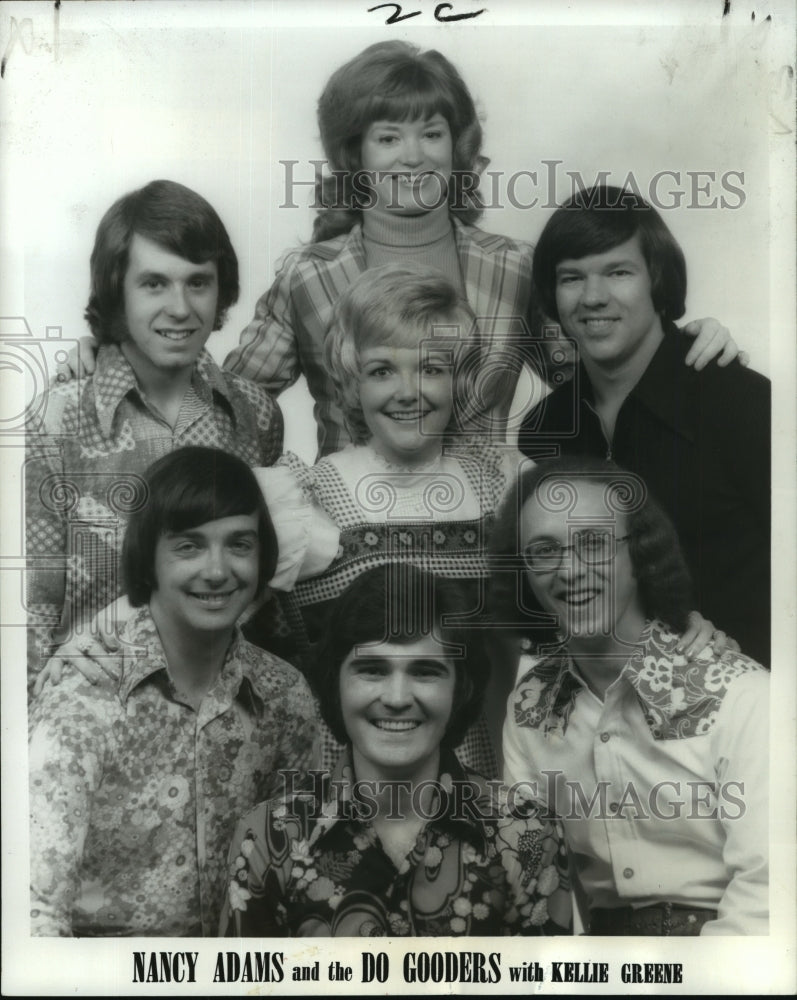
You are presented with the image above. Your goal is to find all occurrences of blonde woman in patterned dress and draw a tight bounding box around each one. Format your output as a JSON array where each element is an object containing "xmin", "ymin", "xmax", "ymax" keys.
[{"xmin": 251, "ymin": 263, "xmax": 526, "ymax": 777}]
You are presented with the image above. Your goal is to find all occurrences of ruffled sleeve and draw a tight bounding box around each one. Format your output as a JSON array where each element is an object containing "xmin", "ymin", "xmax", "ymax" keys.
[{"xmin": 253, "ymin": 455, "xmax": 341, "ymax": 592}]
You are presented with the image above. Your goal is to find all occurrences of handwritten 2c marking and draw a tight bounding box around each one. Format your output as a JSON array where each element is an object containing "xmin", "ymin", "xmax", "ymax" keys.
[{"xmin": 367, "ymin": 3, "xmax": 486, "ymax": 25}]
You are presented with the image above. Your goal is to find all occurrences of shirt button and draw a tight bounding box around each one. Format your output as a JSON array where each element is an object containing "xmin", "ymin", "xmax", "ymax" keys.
[
  {"xmin": 623, "ymin": 867, "xmax": 634, "ymax": 879},
  {"xmin": 609, "ymin": 802, "xmax": 619, "ymax": 814},
  {"xmin": 600, "ymin": 732, "xmax": 610, "ymax": 742}
]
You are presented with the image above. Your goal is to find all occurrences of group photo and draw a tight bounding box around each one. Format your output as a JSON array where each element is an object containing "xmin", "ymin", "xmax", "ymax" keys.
[{"xmin": 2, "ymin": 0, "xmax": 794, "ymax": 995}]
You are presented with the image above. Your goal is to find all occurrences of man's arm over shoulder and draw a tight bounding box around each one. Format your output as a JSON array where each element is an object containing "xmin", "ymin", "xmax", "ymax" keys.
[
  {"xmin": 29, "ymin": 675, "xmax": 110, "ymax": 935},
  {"xmin": 224, "ymin": 250, "xmax": 306, "ymax": 393}
]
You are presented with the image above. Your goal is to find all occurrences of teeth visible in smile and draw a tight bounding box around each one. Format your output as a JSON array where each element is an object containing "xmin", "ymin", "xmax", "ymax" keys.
[
  {"xmin": 582, "ymin": 319, "xmax": 615, "ymax": 331},
  {"xmin": 387, "ymin": 411, "xmax": 429, "ymax": 421},
  {"xmin": 192, "ymin": 592, "xmax": 234, "ymax": 604},
  {"xmin": 371, "ymin": 720, "xmax": 420, "ymax": 731},
  {"xmin": 157, "ymin": 329, "xmax": 194, "ymax": 341},
  {"xmin": 563, "ymin": 591, "xmax": 600, "ymax": 606}
]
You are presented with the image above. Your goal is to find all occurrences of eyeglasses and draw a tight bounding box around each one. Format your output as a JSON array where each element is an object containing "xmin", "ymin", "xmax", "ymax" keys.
[{"xmin": 523, "ymin": 530, "xmax": 630, "ymax": 574}]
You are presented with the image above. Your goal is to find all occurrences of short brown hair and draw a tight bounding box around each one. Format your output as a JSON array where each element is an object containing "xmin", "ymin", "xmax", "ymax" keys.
[{"xmin": 85, "ymin": 180, "xmax": 239, "ymax": 343}]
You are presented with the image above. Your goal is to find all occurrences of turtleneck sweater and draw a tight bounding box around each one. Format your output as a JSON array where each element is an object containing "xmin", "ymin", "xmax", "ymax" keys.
[{"xmin": 361, "ymin": 202, "xmax": 465, "ymax": 293}]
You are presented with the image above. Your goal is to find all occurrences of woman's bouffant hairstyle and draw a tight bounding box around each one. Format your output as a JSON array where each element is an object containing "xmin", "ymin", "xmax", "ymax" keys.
[
  {"xmin": 313, "ymin": 41, "xmax": 487, "ymax": 242},
  {"xmin": 488, "ymin": 455, "xmax": 693, "ymax": 648},
  {"xmin": 122, "ymin": 447, "xmax": 277, "ymax": 607},
  {"xmin": 313, "ymin": 564, "xmax": 487, "ymax": 748},
  {"xmin": 85, "ymin": 179, "xmax": 239, "ymax": 343},
  {"xmin": 531, "ymin": 184, "xmax": 688, "ymax": 325},
  {"xmin": 323, "ymin": 263, "xmax": 479, "ymax": 445}
]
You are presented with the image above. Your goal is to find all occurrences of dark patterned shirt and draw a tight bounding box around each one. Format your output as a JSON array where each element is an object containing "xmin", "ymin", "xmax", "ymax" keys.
[
  {"xmin": 29, "ymin": 605, "xmax": 317, "ymax": 936},
  {"xmin": 219, "ymin": 749, "xmax": 571, "ymax": 937},
  {"xmin": 25, "ymin": 343, "xmax": 283, "ymax": 678}
]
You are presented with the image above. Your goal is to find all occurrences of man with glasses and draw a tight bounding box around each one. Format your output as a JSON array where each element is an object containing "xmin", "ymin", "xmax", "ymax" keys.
[
  {"xmin": 489, "ymin": 457, "xmax": 769, "ymax": 936},
  {"xmin": 518, "ymin": 185, "xmax": 770, "ymax": 665}
]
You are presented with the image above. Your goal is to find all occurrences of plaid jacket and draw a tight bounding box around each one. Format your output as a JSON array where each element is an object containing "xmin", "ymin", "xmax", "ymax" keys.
[{"xmin": 224, "ymin": 219, "xmax": 535, "ymax": 456}]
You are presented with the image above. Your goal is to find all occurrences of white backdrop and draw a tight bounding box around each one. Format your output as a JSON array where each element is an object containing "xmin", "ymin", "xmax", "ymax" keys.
[
  {"xmin": 2, "ymin": 2, "xmax": 782, "ymax": 461},
  {"xmin": 1, "ymin": 1, "xmax": 795, "ymax": 996}
]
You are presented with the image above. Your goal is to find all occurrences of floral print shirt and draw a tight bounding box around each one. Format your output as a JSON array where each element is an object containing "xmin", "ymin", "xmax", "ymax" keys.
[
  {"xmin": 29, "ymin": 605, "xmax": 317, "ymax": 937},
  {"xmin": 219, "ymin": 749, "xmax": 571, "ymax": 937},
  {"xmin": 503, "ymin": 620, "xmax": 769, "ymax": 935}
]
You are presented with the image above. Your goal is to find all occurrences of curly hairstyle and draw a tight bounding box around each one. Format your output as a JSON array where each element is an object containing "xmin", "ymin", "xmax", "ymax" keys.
[
  {"xmin": 323, "ymin": 262, "xmax": 480, "ymax": 444},
  {"xmin": 488, "ymin": 455, "xmax": 693, "ymax": 648},
  {"xmin": 531, "ymin": 184, "xmax": 688, "ymax": 325},
  {"xmin": 85, "ymin": 179, "xmax": 239, "ymax": 343},
  {"xmin": 313, "ymin": 41, "xmax": 487, "ymax": 242},
  {"xmin": 122, "ymin": 447, "xmax": 277, "ymax": 607},
  {"xmin": 312, "ymin": 564, "xmax": 486, "ymax": 749}
]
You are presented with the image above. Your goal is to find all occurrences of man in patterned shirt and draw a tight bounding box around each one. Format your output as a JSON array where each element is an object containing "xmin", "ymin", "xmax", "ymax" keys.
[
  {"xmin": 492, "ymin": 457, "xmax": 769, "ymax": 936},
  {"xmin": 29, "ymin": 447, "xmax": 317, "ymax": 936},
  {"xmin": 25, "ymin": 180, "xmax": 283, "ymax": 683}
]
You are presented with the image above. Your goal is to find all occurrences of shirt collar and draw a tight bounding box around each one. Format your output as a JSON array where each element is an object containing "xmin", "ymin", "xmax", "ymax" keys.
[
  {"xmin": 117, "ymin": 604, "xmax": 262, "ymax": 709},
  {"xmin": 516, "ymin": 619, "xmax": 759, "ymax": 740},
  {"xmin": 307, "ymin": 746, "xmax": 491, "ymax": 854},
  {"xmin": 93, "ymin": 343, "xmax": 237, "ymax": 439},
  {"xmin": 618, "ymin": 619, "xmax": 761, "ymax": 739}
]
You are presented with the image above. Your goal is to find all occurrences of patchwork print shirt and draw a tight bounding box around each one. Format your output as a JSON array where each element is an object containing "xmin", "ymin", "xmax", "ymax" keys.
[{"xmin": 25, "ymin": 343, "xmax": 282, "ymax": 680}]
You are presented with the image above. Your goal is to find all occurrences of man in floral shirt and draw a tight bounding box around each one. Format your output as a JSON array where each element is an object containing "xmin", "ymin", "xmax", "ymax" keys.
[
  {"xmin": 29, "ymin": 448, "xmax": 317, "ymax": 936},
  {"xmin": 220, "ymin": 565, "xmax": 571, "ymax": 937},
  {"xmin": 492, "ymin": 458, "xmax": 769, "ymax": 936}
]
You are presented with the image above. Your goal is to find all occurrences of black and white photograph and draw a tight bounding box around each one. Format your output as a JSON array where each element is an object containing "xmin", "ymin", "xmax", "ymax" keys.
[{"xmin": 1, "ymin": 0, "xmax": 795, "ymax": 994}]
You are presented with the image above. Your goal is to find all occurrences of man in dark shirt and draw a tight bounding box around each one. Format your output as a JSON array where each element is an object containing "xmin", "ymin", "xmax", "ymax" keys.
[{"xmin": 518, "ymin": 185, "xmax": 770, "ymax": 665}]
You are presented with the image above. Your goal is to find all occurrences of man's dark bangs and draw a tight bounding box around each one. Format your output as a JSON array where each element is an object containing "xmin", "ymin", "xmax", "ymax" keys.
[
  {"xmin": 160, "ymin": 478, "xmax": 260, "ymax": 535},
  {"xmin": 132, "ymin": 199, "xmax": 222, "ymax": 268},
  {"xmin": 556, "ymin": 210, "xmax": 639, "ymax": 262}
]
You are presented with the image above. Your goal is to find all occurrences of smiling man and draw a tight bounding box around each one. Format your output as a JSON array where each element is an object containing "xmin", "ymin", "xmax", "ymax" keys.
[
  {"xmin": 518, "ymin": 185, "xmax": 771, "ymax": 665},
  {"xmin": 220, "ymin": 565, "xmax": 571, "ymax": 938},
  {"xmin": 491, "ymin": 458, "xmax": 769, "ymax": 936},
  {"xmin": 29, "ymin": 448, "xmax": 317, "ymax": 936},
  {"xmin": 25, "ymin": 180, "xmax": 283, "ymax": 683}
]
